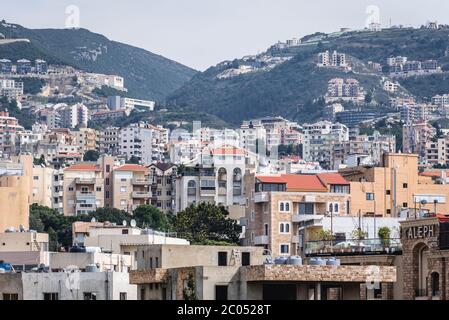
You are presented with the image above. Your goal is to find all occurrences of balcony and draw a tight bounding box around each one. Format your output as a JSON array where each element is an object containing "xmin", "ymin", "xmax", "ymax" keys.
[
  {"xmin": 218, "ymin": 187, "xmax": 227, "ymax": 196},
  {"xmin": 200, "ymin": 189, "xmax": 216, "ymax": 197},
  {"xmin": 76, "ymin": 191, "xmax": 95, "ymax": 198},
  {"xmin": 132, "ymin": 178, "xmax": 151, "ymax": 186},
  {"xmin": 292, "ymin": 214, "xmax": 323, "ymax": 224},
  {"xmin": 254, "ymin": 235, "xmax": 269, "ymax": 245},
  {"xmin": 254, "ymin": 192, "xmax": 269, "ymax": 203},
  {"xmin": 132, "ymin": 191, "xmax": 151, "ymax": 199},
  {"xmin": 75, "ymin": 178, "xmax": 95, "ymax": 185}
]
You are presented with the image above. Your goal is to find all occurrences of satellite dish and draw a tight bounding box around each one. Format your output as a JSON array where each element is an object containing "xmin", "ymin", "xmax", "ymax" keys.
[
  {"xmin": 91, "ymin": 217, "xmax": 97, "ymax": 223},
  {"xmin": 130, "ymin": 219, "xmax": 137, "ymax": 228},
  {"xmin": 122, "ymin": 220, "xmax": 127, "ymax": 227}
]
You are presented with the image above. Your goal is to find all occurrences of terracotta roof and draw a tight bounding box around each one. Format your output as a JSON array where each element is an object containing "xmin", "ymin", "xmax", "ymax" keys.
[
  {"xmin": 256, "ymin": 174, "xmax": 328, "ymax": 192},
  {"xmin": 65, "ymin": 163, "xmax": 99, "ymax": 171},
  {"xmin": 317, "ymin": 173, "xmax": 350, "ymax": 186},
  {"xmin": 115, "ymin": 164, "xmax": 148, "ymax": 172},
  {"xmin": 420, "ymin": 171, "xmax": 449, "ymax": 178}
]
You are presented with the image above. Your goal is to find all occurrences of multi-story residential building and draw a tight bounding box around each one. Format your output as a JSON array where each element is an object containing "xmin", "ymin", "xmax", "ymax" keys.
[
  {"xmin": 335, "ymin": 110, "xmax": 378, "ymax": 128},
  {"xmin": 0, "ymin": 59, "xmax": 12, "ymax": 73},
  {"xmin": 175, "ymin": 146, "xmax": 247, "ymax": 219},
  {"xmin": 0, "ymin": 111, "xmax": 24, "ymax": 156},
  {"xmin": 243, "ymin": 172, "xmax": 351, "ymax": 257},
  {"xmin": 34, "ymin": 59, "xmax": 48, "ymax": 74},
  {"xmin": 58, "ymin": 103, "xmax": 89, "ymax": 129},
  {"xmin": 73, "ymin": 128, "xmax": 98, "ymax": 153},
  {"xmin": 169, "ymin": 139, "xmax": 203, "ymax": 165},
  {"xmin": 323, "ymin": 103, "xmax": 344, "ymax": 122},
  {"xmin": 99, "ymin": 126, "xmax": 120, "ymax": 155},
  {"xmin": 16, "ymin": 59, "xmax": 32, "ymax": 74},
  {"xmin": 403, "ymin": 123, "xmax": 436, "ymax": 162},
  {"xmin": 387, "ymin": 56, "xmax": 408, "ymax": 66},
  {"xmin": 302, "ymin": 121, "xmax": 349, "ymax": 169},
  {"xmin": 63, "ymin": 163, "xmax": 105, "ymax": 216},
  {"xmin": 432, "ymin": 94, "xmax": 449, "ymax": 108},
  {"xmin": 107, "ymin": 96, "xmax": 155, "ymax": 111},
  {"xmin": 0, "ymin": 79, "xmax": 24, "ymax": 101},
  {"xmin": 238, "ymin": 120, "xmax": 267, "ymax": 154},
  {"xmin": 341, "ymin": 153, "xmax": 449, "ymax": 218},
  {"xmin": 325, "ymin": 78, "xmax": 364, "ymax": 103},
  {"xmin": 148, "ymin": 163, "xmax": 177, "ymax": 213},
  {"xmin": 423, "ymin": 137, "xmax": 449, "ymax": 167},
  {"xmin": 91, "ymin": 109, "xmax": 130, "ymax": 123},
  {"xmin": 400, "ymin": 104, "xmax": 430, "ymax": 124},
  {"xmin": 119, "ymin": 123, "xmax": 166, "ymax": 165},
  {"xmin": 384, "ymin": 80, "xmax": 400, "ymax": 93},
  {"xmin": 332, "ymin": 132, "xmax": 396, "ymax": 169},
  {"xmin": 31, "ymin": 165, "xmax": 55, "ymax": 208},
  {"xmin": 0, "ymin": 155, "xmax": 32, "ymax": 232},
  {"xmin": 112, "ymin": 164, "xmax": 150, "ymax": 213},
  {"xmin": 317, "ymin": 51, "xmax": 347, "ymax": 68}
]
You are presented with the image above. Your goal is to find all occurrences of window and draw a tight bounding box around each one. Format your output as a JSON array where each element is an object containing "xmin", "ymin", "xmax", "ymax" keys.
[
  {"xmin": 215, "ymin": 285, "xmax": 228, "ymax": 301},
  {"xmin": 366, "ymin": 193, "xmax": 375, "ymax": 201},
  {"xmin": 149, "ymin": 257, "xmax": 153, "ymax": 269},
  {"xmin": 187, "ymin": 181, "xmax": 196, "ymax": 196},
  {"xmin": 334, "ymin": 203, "xmax": 339, "ymax": 214},
  {"xmin": 83, "ymin": 292, "xmax": 97, "ymax": 300},
  {"xmin": 120, "ymin": 186, "xmax": 127, "ymax": 193},
  {"xmin": 403, "ymin": 183, "xmax": 408, "ymax": 189},
  {"xmin": 43, "ymin": 293, "xmax": 58, "ymax": 300},
  {"xmin": 155, "ymin": 257, "xmax": 159, "ymax": 268},
  {"xmin": 119, "ymin": 292, "xmax": 127, "ymax": 300},
  {"xmin": 251, "ymin": 211, "xmax": 255, "ymax": 221},
  {"xmin": 386, "ymin": 190, "xmax": 391, "ymax": 195},
  {"xmin": 299, "ymin": 203, "xmax": 314, "ymax": 215},
  {"xmin": 96, "ymin": 187, "xmax": 102, "ymax": 192},
  {"xmin": 280, "ymin": 244, "xmax": 290, "ymax": 255},
  {"xmin": 279, "ymin": 201, "xmax": 291, "ymax": 213},
  {"xmin": 68, "ymin": 187, "xmax": 74, "ymax": 192},
  {"xmin": 106, "ymin": 165, "xmax": 111, "ymax": 173},
  {"xmin": 264, "ymin": 224, "xmax": 269, "ymax": 236},
  {"xmin": 2, "ymin": 293, "xmax": 18, "ymax": 300},
  {"xmin": 140, "ymin": 288, "xmax": 146, "ymax": 300},
  {"xmin": 242, "ymin": 252, "xmax": 251, "ymax": 266},
  {"xmin": 218, "ymin": 252, "xmax": 228, "ymax": 266},
  {"xmin": 403, "ymin": 203, "xmax": 408, "ymax": 208},
  {"xmin": 33, "ymin": 176, "xmax": 39, "ymax": 180},
  {"xmin": 122, "ymin": 229, "xmax": 129, "ymax": 235},
  {"xmin": 280, "ymin": 222, "xmax": 291, "ymax": 234}
]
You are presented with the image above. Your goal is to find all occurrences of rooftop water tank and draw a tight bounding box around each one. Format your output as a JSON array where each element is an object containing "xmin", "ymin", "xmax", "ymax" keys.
[
  {"xmin": 326, "ymin": 258, "xmax": 341, "ymax": 266},
  {"xmin": 274, "ymin": 257, "xmax": 288, "ymax": 265},
  {"xmin": 85, "ymin": 247, "xmax": 102, "ymax": 254},
  {"xmin": 85, "ymin": 264, "xmax": 100, "ymax": 273},
  {"xmin": 288, "ymin": 256, "xmax": 303, "ymax": 266},
  {"xmin": 0, "ymin": 268, "xmax": 5, "ymax": 274},
  {"xmin": 310, "ymin": 258, "xmax": 326, "ymax": 266}
]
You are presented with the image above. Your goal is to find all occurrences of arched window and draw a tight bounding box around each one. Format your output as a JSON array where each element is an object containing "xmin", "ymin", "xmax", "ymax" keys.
[
  {"xmin": 233, "ymin": 168, "xmax": 242, "ymax": 196},
  {"xmin": 280, "ymin": 202, "xmax": 285, "ymax": 212},
  {"xmin": 285, "ymin": 202, "xmax": 290, "ymax": 212},
  {"xmin": 334, "ymin": 203, "xmax": 339, "ymax": 214},
  {"xmin": 218, "ymin": 168, "xmax": 227, "ymax": 188},
  {"xmin": 187, "ymin": 180, "xmax": 196, "ymax": 197}
]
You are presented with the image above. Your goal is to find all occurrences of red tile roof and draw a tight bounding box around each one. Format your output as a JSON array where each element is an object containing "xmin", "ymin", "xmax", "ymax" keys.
[
  {"xmin": 317, "ymin": 173, "xmax": 350, "ymax": 186},
  {"xmin": 420, "ymin": 171, "xmax": 449, "ymax": 178},
  {"xmin": 256, "ymin": 174, "xmax": 328, "ymax": 192},
  {"xmin": 115, "ymin": 164, "xmax": 148, "ymax": 172},
  {"xmin": 210, "ymin": 147, "xmax": 245, "ymax": 155},
  {"xmin": 65, "ymin": 164, "xmax": 99, "ymax": 171}
]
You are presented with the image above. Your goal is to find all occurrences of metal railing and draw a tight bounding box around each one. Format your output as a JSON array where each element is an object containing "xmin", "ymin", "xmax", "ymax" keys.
[{"xmin": 305, "ymin": 238, "xmax": 402, "ymax": 256}]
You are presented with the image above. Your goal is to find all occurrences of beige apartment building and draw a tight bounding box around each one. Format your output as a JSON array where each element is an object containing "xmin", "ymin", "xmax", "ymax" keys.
[
  {"xmin": 0, "ymin": 155, "xmax": 32, "ymax": 232},
  {"xmin": 341, "ymin": 153, "xmax": 449, "ymax": 218},
  {"xmin": 112, "ymin": 164, "xmax": 150, "ymax": 212},
  {"xmin": 148, "ymin": 163, "xmax": 176, "ymax": 213},
  {"xmin": 0, "ymin": 231, "xmax": 49, "ymax": 252},
  {"xmin": 31, "ymin": 165, "xmax": 54, "ymax": 208},
  {"xmin": 243, "ymin": 172, "xmax": 351, "ymax": 257},
  {"xmin": 63, "ymin": 163, "xmax": 105, "ymax": 216},
  {"xmin": 73, "ymin": 128, "xmax": 98, "ymax": 153}
]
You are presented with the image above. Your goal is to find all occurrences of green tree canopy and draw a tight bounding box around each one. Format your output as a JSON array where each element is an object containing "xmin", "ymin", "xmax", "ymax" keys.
[
  {"xmin": 133, "ymin": 205, "xmax": 173, "ymax": 231},
  {"xmin": 173, "ymin": 203, "xmax": 241, "ymax": 245},
  {"xmin": 83, "ymin": 150, "xmax": 100, "ymax": 162}
]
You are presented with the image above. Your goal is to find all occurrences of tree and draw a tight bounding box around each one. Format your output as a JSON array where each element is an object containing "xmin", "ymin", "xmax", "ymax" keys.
[
  {"xmin": 133, "ymin": 205, "xmax": 173, "ymax": 231},
  {"xmin": 173, "ymin": 203, "xmax": 242, "ymax": 245},
  {"xmin": 378, "ymin": 227, "xmax": 391, "ymax": 247},
  {"xmin": 33, "ymin": 155, "xmax": 46, "ymax": 166},
  {"xmin": 83, "ymin": 150, "xmax": 100, "ymax": 162},
  {"xmin": 126, "ymin": 156, "xmax": 140, "ymax": 164},
  {"xmin": 85, "ymin": 207, "xmax": 131, "ymax": 225}
]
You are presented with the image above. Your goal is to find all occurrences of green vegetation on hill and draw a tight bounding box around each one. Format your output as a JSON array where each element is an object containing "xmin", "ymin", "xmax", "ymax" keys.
[
  {"xmin": 0, "ymin": 97, "xmax": 36, "ymax": 129},
  {"xmin": 0, "ymin": 22, "xmax": 197, "ymax": 102},
  {"xmin": 168, "ymin": 27, "xmax": 449, "ymax": 125}
]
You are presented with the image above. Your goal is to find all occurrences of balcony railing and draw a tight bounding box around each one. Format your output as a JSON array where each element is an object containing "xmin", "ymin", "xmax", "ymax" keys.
[
  {"xmin": 254, "ymin": 192, "xmax": 269, "ymax": 203},
  {"xmin": 75, "ymin": 178, "xmax": 95, "ymax": 185},
  {"xmin": 254, "ymin": 235, "xmax": 269, "ymax": 245},
  {"xmin": 76, "ymin": 191, "xmax": 95, "ymax": 197},
  {"xmin": 305, "ymin": 238, "xmax": 402, "ymax": 256},
  {"xmin": 132, "ymin": 192, "xmax": 151, "ymax": 199},
  {"xmin": 132, "ymin": 178, "xmax": 151, "ymax": 186}
]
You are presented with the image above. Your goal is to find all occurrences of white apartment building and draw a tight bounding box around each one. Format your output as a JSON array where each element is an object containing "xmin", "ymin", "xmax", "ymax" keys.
[
  {"xmin": 0, "ymin": 111, "xmax": 24, "ymax": 155},
  {"xmin": 303, "ymin": 121, "xmax": 349, "ymax": 169},
  {"xmin": 317, "ymin": 51, "xmax": 347, "ymax": 68},
  {"xmin": 239, "ymin": 120, "xmax": 267, "ymax": 154},
  {"xmin": 175, "ymin": 146, "xmax": 247, "ymax": 220},
  {"xmin": 383, "ymin": 80, "xmax": 400, "ymax": 93},
  {"xmin": 99, "ymin": 127, "xmax": 120, "ymax": 155},
  {"xmin": 107, "ymin": 96, "xmax": 155, "ymax": 111},
  {"xmin": 119, "ymin": 123, "xmax": 166, "ymax": 165},
  {"xmin": 0, "ymin": 79, "xmax": 23, "ymax": 101},
  {"xmin": 432, "ymin": 94, "xmax": 449, "ymax": 108},
  {"xmin": 57, "ymin": 104, "xmax": 89, "ymax": 129},
  {"xmin": 403, "ymin": 123, "xmax": 436, "ymax": 162}
]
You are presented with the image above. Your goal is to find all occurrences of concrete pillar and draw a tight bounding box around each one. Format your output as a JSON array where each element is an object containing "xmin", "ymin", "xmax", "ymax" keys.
[
  {"xmin": 381, "ymin": 283, "xmax": 394, "ymax": 300},
  {"xmin": 360, "ymin": 283, "xmax": 367, "ymax": 300},
  {"xmin": 315, "ymin": 283, "xmax": 321, "ymax": 300}
]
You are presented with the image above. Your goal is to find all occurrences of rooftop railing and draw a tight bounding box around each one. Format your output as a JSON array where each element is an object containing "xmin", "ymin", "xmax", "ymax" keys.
[{"xmin": 305, "ymin": 238, "xmax": 402, "ymax": 257}]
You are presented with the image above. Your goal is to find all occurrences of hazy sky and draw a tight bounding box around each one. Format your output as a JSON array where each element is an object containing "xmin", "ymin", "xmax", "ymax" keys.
[{"xmin": 2, "ymin": 0, "xmax": 449, "ymax": 70}]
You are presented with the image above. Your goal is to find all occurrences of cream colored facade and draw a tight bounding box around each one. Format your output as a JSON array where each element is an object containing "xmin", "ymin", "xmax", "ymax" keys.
[
  {"xmin": 73, "ymin": 128, "xmax": 98, "ymax": 153},
  {"xmin": 112, "ymin": 165, "xmax": 150, "ymax": 212},
  {"xmin": 31, "ymin": 166, "xmax": 54, "ymax": 208},
  {"xmin": 243, "ymin": 173, "xmax": 351, "ymax": 257},
  {"xmin": 0, "ymin": 232, "xmax": 49, "ymax": 252},
  {"xmin": 0, "ymin": 155, "xmax": 32, "ymax": 232},
  {"xmin": 341, "ymin": 153, "xmax": 449, "ymax": 217}
]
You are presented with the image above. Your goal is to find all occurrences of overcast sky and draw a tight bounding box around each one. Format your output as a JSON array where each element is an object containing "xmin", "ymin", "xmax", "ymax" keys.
[{"xmin": 2, "ymin": 0, "xmax": 449, "ymax": 70}]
